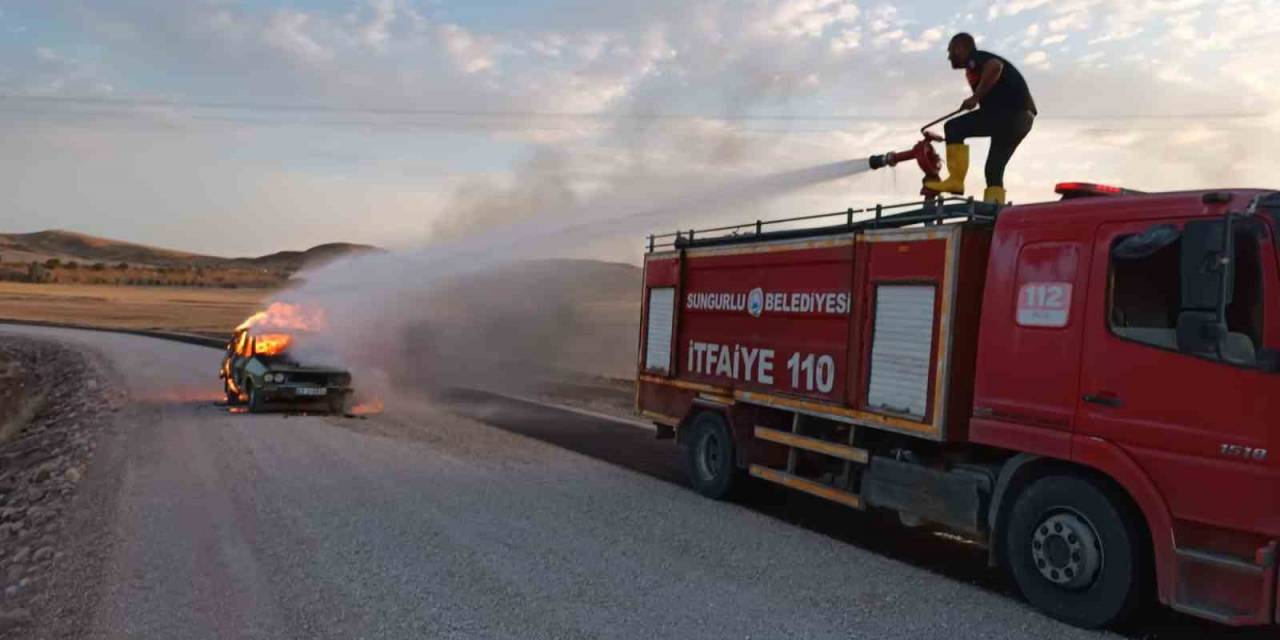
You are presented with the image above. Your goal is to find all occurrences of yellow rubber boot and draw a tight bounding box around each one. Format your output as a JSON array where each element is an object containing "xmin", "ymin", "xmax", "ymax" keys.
[
  {"xmin": 982, "ymin": 186, "xmax": 1007, "ymax": 204},
  {"xmin": 923, "ymin": 143, "xmax": 969, "ymax": 194}
]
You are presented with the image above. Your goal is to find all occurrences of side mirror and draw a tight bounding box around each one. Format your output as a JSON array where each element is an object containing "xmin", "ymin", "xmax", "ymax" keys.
[
  {"xmin": 1180, "ymin": 218, "xmax": 1233, "ymax": 311},
  {"xmin": 1175, "ymin": 310, "xmax": 1227, "ymax": 356}
]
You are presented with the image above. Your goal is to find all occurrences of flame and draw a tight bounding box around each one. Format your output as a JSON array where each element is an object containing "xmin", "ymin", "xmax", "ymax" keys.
[
  {"xmin": 237, "ymin": 302, "xmax": 327, "ymax": 333},
  {"xmin": 253, "ymin": 333, "xmax": 293, "ymax": 356},
  {"xmin": 350, "ymin": 399, "xmax": 385, "ymax": 416}
]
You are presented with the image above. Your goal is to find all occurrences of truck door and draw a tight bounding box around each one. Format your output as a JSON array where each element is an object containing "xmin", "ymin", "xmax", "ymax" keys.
[{"xmin": 1077, "ymin": 215, "xmax": 1279, "ymax": 535}]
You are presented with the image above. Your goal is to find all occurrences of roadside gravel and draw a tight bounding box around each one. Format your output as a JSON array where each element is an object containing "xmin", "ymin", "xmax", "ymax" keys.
[{"xmin": 0, "ymin": 336, "xmax": 120, "ymax": 638}]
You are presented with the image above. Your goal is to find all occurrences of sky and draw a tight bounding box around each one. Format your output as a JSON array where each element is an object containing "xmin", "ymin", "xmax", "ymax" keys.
[{"xmin": 1, "ymin": 0, "xmax": 1278, "ymax": 261}]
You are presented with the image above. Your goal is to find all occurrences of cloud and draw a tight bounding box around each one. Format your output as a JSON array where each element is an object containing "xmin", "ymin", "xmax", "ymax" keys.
[
  {"xmin": 900, "ymin": 27, "xmax": 944, "ymax": 53},
  {"xmin": 987, "ymin": 0, "xmax": 1053, "ymax": 20},
  {"xmin": 438, "ymin": 23, "xmax": 499, "ymax": 74},
  {"xmin": 763, "ymin": 0, "xmax": 860, "ymax": 38},
  {"xmin": 262, "ymin": 10, "xmax": 332, "ymax": 62},
  {"xmin": 359, "ymin": 0, "xmax": 397, "ymax": 52},
  {"xmin": 829, "ymin": 28, "xmax": 861, "ymax": 53}
]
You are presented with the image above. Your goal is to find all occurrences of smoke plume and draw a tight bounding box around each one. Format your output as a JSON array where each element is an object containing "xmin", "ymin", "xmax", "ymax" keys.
[{"xmin": 278, "ymin": 156, "xmax": 872, "ymax": 404}]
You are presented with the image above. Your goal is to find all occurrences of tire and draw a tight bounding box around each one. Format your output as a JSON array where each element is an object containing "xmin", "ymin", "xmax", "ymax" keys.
[
  {"xmin": 247, "ymin": 382, "xmax": 264, "ymax": 413},
  {"xmin": 224, "ymin": 379, "xmax": 242, "ymax": 406},
  {"xmin": 328, "ymin": 393, "xmax": 349, "ymax": 415},
  {"xmin": 1004, "ymin": 474, "xmax": 1150, "ymax": 629},
  {"xmin": 684, "ymin": 412, "xmax": 740, "ymax": 500}
]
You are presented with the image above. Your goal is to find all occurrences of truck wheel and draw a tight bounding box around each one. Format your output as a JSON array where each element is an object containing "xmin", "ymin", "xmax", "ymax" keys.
[
  {"xmin": 1004, "ymin": 474, "xmax": 1149, "ymax": 629},
  {"xmin": 684, "ymin": 412, "xmax": 739, "ymax": 500}
]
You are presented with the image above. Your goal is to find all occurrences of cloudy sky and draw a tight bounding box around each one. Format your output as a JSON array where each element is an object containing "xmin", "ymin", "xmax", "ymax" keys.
[{"xmin": 2, "ymin": 0, "xmax": 1278, "ymax": 261}]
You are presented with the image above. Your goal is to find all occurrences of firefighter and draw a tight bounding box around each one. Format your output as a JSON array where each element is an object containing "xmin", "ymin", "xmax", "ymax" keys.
[{"xmin": 924, "ymin": 32, "xmax": 1037, "ymax": 204}]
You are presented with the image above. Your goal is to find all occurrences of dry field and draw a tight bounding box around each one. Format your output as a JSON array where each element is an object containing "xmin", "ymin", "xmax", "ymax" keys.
[{"xmin": 0, "ymin": 281, "xmax": 271, "ymax": 338}]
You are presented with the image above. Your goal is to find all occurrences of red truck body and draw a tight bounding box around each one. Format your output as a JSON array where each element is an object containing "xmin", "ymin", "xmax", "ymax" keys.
[{"xmin": 636, "ymin": 189, "xmax": 1280, "ymax": 628}]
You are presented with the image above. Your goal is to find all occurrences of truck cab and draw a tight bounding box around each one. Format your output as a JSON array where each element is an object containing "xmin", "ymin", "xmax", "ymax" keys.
[{"xmin": 972, "ymin": 189, "xmax": 1280, "ymax": 625}]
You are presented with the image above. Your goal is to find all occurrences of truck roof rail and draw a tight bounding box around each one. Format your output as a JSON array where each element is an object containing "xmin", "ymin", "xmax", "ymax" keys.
[{"xmin": 645, "ymin": 197, "xmax": 999, "ymax": 252}]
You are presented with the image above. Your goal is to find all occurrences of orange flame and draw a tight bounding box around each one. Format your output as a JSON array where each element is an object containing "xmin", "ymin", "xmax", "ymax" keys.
[
  {"xmin": 237, "ymin": 302, "xmax": 327, "ymax": 333},
  {"xmin": 253, "ymin": 333, "xmax": 293, "ymax": 356},
  {"xmin": 350, "ymin": 399, "xmax": 385, "ymax": 416}
]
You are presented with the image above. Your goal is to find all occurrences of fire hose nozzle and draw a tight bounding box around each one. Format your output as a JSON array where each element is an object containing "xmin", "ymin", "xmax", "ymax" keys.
[{"xmin": 868, "ymin": 153, "xmax": 896, "ymax": 171}]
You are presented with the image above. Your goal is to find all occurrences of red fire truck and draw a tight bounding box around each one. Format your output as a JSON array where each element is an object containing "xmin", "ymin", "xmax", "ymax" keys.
[{"xmin": 635, "ymin": 185, "xmax": 1279, "ymax": 629}]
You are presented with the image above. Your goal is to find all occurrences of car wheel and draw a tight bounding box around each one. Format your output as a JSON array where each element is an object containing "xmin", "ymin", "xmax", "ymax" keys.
[
  {"xmin": 1004, "ymin": 473, "xmax": 1150, "ymax": 629},
  {"xmin": 328, "ymin": 394, "xmax": 349, "ymax": 416},
  {"xmin": 224, "ymin": 379, "xmax": 241, "ymax": 405},
  {"xmin": 247, "ymin": 382, "xmax": 264, "ymax": 413},
  {"xmin": 684, "ymin": 412, "xmax": 740, "ymax": 500}
]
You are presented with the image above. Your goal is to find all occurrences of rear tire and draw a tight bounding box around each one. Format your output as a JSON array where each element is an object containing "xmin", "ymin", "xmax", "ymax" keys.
[
  {"xmin": 684, "ymin": 412, "xmax": 740, "ymax": 500},
  {"xmin": 1004, "ymin": 474, "xmax": 1150, "ymax": 629}
]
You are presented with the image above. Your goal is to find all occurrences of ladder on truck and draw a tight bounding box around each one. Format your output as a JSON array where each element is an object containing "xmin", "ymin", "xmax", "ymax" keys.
[
  {"xmin": 645, "ymin": 196, "xmax": 998, "ymax": 253},
  {"xmin": 750, "ymin": 414, "xmax": 869, "ymax": 509}
]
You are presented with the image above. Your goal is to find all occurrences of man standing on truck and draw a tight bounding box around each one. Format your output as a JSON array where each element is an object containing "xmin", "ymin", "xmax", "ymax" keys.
[{"xmin": 924, "ymin": 32, "xmax": 1037, "ymax": 205}]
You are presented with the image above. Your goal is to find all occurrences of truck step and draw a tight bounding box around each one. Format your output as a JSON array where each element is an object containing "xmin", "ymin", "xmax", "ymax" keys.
[
  {"xmin": 754, "ymin": 426, "xmax": 869, "ymax": 464},
  {"xmin": 749, "ymin": 464, "xmax": 864, "ymax": 509}
]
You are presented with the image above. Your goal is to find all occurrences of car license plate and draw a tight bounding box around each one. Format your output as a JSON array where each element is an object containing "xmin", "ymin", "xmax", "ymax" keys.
[{"xmin": 296, "ymin": 387, "xmax": 327, "ymax": 397}]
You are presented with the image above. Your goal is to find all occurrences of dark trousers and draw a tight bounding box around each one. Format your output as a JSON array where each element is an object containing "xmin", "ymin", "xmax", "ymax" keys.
[{"xmin": 943, "ymin": 109, "xmax": 1034, "ymax": 187}]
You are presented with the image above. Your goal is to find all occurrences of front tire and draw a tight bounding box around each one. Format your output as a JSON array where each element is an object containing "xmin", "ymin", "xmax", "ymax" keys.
[
  {"xmin": 247, "ymin": 382, "xmax": 265, "ymax": 413},
  {"xmin": 224, "ymin": 379, "xmax": 241, "ymax": 406},
  {"xmin": 328, "ymin": 393, "xmax": 350, "ymax": 415},
  {"xmin": 1004, "ymin": 474, "xmax": 1150, "ymax": 629},
  {"xmin": 684, "ymin": 412, "xmax": 740, "ymax": 500}
]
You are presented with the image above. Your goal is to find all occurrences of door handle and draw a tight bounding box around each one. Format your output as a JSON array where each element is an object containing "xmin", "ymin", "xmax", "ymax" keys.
[{"xmin": 1083, "ymin": 393, "xmax": 1123, "ymax": 408}]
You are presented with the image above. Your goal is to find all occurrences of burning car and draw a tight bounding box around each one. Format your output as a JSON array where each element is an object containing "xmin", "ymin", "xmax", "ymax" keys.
[{"xmin": 219, "ymin": 303, "xmax": 353, "ymax": 414}]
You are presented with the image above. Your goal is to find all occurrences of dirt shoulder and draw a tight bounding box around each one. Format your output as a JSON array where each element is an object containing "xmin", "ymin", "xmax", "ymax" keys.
[{"xmin": 0, "ymin": 336, "xmax": 121, "ymax": 637}]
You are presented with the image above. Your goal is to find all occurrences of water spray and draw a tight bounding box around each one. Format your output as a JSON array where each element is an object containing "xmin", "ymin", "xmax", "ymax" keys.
[{"xmin": 866, "ymin": 110, "xmax": 962, "ymax": 197}]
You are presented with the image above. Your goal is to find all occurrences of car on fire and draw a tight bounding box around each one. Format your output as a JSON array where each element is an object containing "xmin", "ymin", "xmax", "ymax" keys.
[{"xmin": 219, "ymin": 326, "xmax": 353, "ymax": 414}]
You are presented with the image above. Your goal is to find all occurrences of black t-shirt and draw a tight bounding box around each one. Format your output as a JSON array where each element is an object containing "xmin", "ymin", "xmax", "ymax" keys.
[{"xmin": 968, "ymin": 50, "xmax": 1037, "ymax": 114}]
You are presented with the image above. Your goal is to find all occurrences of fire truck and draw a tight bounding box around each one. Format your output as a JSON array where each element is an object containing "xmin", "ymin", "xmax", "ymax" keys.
[{"xmin": 635, "ymin": 184, "xmax": 1279, "ymax": 629}]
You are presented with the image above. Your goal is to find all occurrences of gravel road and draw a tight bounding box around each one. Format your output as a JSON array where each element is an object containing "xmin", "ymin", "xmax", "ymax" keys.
[{"xmin": 0, "ymin": 326, "xmax": 1269, "ymax": 639}]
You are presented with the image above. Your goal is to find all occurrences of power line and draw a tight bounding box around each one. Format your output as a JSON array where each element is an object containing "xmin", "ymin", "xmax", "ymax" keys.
[{"xmin": 0, "ymin": 94, "xmax": 1269, "ymax": 123}]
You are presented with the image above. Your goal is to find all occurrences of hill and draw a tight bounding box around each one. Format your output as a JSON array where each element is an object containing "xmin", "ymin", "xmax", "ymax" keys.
[
  {"xmin": 244, "ymin": 243, "xmax": 384, "ymax": 271},
  {"xmin": 0, "ymin": 229, "xmax": 380, "ymax": 271},
  {"xmin": 0, "ymin": 230, "xmax": 202, "ymax": 266}
]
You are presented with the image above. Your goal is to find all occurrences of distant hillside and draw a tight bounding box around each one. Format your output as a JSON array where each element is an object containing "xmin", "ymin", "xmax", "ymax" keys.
[
  {"xmin": 243, "ymin": 243, "xmax": 384, "ymax": 271},
  {"xmin": 0, "ymin": 230, "xmax": 202, "ymax": 266},
  {"xmin": 0, "ymin": 229, "xmax": 380, "ymax": 271}
]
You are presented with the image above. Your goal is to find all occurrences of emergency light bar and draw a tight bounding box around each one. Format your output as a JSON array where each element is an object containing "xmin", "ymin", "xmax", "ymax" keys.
[{"xmin": 1055, "ymin": 182, "xmax": 1143, "ymax": 199}]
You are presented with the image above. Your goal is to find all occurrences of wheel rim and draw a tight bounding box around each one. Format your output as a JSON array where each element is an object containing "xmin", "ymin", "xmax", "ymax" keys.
[
  {"xmin": 1031, "ymin": 509, "xmax": 1103, "ymax": 589},
  {"xmin": 697, "ymin": 431, "xmax": 723, "ymax": 481}
]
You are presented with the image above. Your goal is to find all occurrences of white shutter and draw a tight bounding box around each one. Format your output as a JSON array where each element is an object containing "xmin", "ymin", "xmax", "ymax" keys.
[
  {"xmin": 867, "ymin": 285, "xmax": 936, "ymax": 419},
  {"xmin": 645, "ymin": 287, "xmax": 675, "ymax": 374}
]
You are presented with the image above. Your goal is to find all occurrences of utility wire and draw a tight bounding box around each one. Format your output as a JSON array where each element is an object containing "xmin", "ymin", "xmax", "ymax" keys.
[{"xmin": 0, "ymin": 94, "xmax": 1269, "ymax": 123}]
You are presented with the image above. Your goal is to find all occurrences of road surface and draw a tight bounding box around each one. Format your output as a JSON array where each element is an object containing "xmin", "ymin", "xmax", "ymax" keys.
[{"xmin": 1, "ymin": 326, "xmax": 1268, "ymax": 639}]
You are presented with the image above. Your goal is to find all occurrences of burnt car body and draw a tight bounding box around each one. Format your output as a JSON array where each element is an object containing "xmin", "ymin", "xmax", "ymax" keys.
[{"xmin": 219, "ymin": 327, "xmax": 353, "ymax": 413}]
